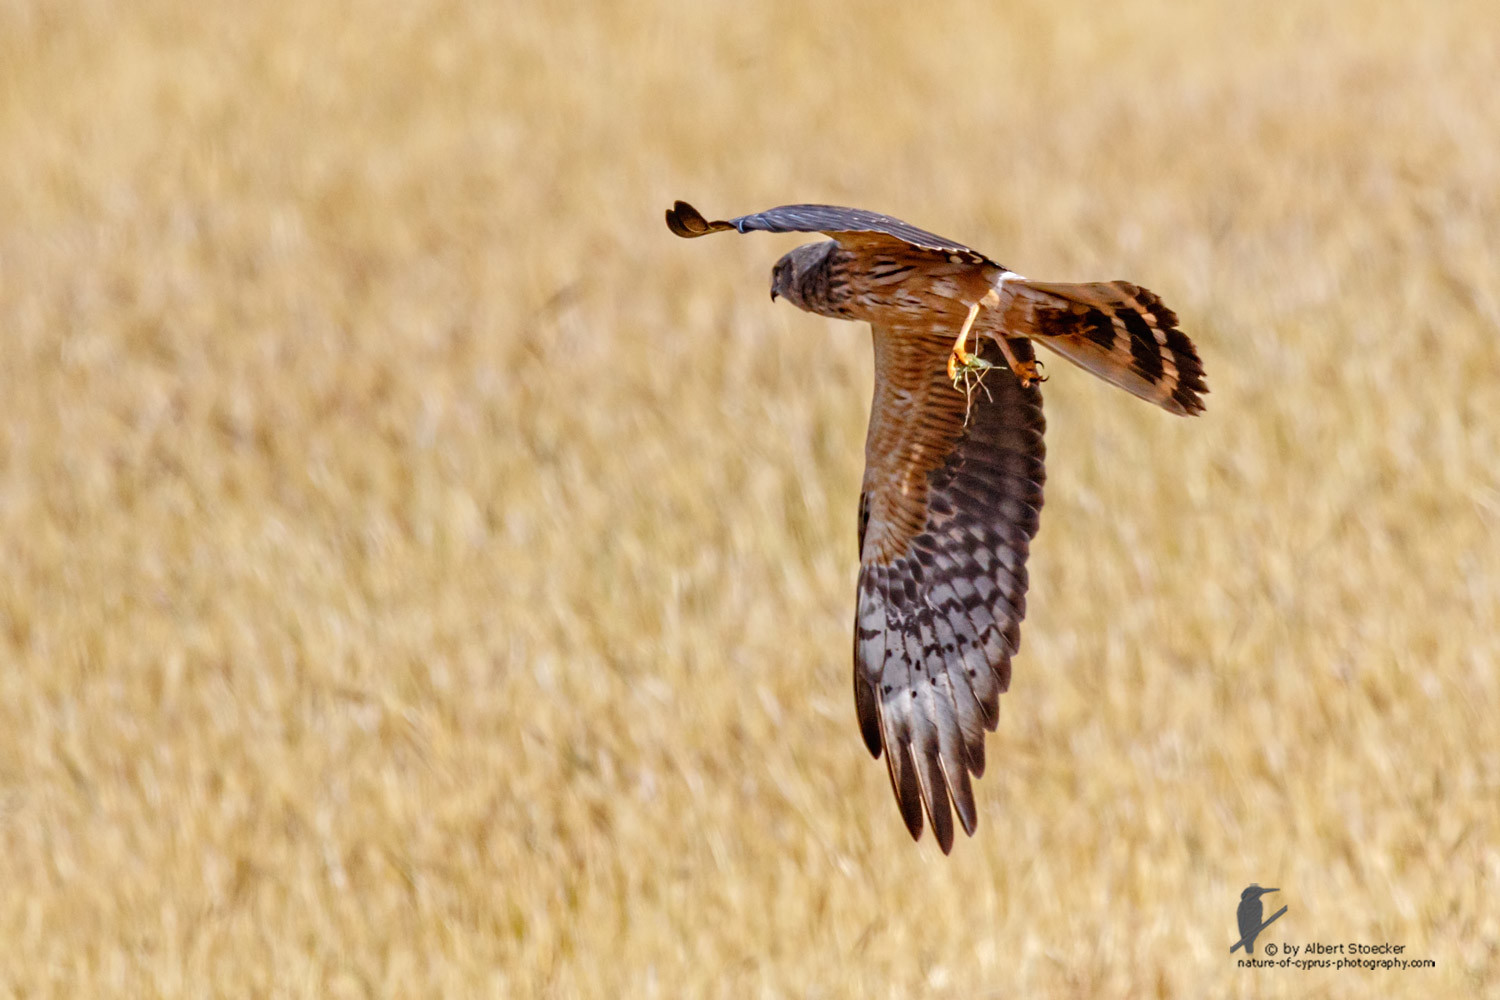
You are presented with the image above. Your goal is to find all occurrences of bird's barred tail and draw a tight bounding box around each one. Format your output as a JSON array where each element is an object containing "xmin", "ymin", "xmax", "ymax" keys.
[{"xmin": 1011, "ymin": 280, "xmax": 1207, "ymax": 415}]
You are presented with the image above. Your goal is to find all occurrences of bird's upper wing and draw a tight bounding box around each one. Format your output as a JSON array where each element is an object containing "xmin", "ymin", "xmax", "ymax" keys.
[
  {"xmin": 665, "ymin": 200, "xmax": 994, "ymax": 264},
  {"xmin": 855, "ymin": 321, "xmax": 1045, "ymax": 853}
]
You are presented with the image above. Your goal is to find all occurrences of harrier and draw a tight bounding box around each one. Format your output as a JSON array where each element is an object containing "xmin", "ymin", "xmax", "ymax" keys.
[{"xmin": 666, "ymin": 201, "xmax": 1205, "ymax": 852}]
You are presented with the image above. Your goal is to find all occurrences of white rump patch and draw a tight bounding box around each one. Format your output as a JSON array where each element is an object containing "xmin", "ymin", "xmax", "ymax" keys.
[{"xmin": 985, "ymin": 270, "xmax": 1027, "ymax": 311}]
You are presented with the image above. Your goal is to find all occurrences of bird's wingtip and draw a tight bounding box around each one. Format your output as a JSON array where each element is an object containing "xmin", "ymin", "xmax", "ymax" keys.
[
  {"xmin": 665, "ymin": 199, "xmax": 711, "ymax": 238},
  {"xmin": 665, "ymin": 200, "xmax": 739, "ymax": 239}
]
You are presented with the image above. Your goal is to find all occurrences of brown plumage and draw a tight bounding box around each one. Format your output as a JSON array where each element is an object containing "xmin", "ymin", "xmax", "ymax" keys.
[{"xmin": 666, "ymin": 200, "xmax": 1205, "ymax": 852}]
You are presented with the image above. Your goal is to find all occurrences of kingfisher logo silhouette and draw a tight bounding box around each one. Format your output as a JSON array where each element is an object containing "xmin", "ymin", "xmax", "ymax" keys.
[{"xmin": 1230, "ymin": 884, "xmax": 1287, "ymax": 954}]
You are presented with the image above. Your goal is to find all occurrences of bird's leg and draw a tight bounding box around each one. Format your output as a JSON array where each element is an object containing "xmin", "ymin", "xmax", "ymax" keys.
[
  {"xmin": 993, "ymin": 337, "xmax": 1046, "ymax": 388},
  {"xmin": 946, "ymin": 301, "xmax": 986, "ymax": 382},
  {"xmin": 946, "ymin": 290, "xmax": 1000, "ymax": 383}
]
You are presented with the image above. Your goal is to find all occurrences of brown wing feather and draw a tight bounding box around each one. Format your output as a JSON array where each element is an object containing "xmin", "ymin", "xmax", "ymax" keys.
[
  {"xmin": 665, "ymin": 200, "xmax": 994, "ymax": 264},
  {"xmin": 855, "ymin": 322, "xmax": 1045, "ymax": 852}
]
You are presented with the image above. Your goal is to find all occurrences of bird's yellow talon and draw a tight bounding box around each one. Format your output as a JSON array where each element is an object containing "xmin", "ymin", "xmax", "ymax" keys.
[{"xmin": 993, "ymin": 337, "xmax": 1045, "ymax": 387}]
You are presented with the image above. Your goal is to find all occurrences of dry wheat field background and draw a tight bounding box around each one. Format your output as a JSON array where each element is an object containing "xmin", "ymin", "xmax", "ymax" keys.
[{"xmin": 1, "ymin": 0, "xmax": 1497, "ymax": 996}]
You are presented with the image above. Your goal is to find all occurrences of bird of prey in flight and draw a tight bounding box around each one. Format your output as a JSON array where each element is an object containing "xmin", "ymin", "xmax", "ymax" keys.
[{"xmin": 666, "ymin": 200, "xmax": 1205, "ymax": 852}]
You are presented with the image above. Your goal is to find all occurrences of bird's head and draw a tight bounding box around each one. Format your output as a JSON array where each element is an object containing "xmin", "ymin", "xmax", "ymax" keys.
[
  {"xmin": 1241, "ymin": 885, "xmax": 1279, "ymax": 901},
  {"xmin": 770, "ymin": 241, "xmax": 835, "ymax": 309}
]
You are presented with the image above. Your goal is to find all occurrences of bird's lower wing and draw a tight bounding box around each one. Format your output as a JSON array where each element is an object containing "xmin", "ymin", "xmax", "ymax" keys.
[{"xmin": 855, "ymin": 324, "xmax": 1045, "ymax": 852}]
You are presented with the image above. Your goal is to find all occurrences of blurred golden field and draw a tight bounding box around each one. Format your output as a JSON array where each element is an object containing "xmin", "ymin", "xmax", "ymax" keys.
[{"xmin": 1, "ymin": 0, "xmax": 1497, "ymax": 995}]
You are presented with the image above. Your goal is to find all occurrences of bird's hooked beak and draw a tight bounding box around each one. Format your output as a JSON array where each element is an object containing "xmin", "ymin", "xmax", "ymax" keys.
[{"xmin": 770, "ymin": 287, "xmax": 779, "ymax": 302}]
